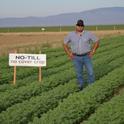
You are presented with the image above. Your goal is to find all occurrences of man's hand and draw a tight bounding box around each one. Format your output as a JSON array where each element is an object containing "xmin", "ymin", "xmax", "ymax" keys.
[
  {"xmin": 88, "ymin": 50, "xmax": 95, "ymax": 58},
  {"xmin": 88, "ymin": 41, "xmax": 99, "ymax": 58},
  {"xmin": 63, "ymin": 44, "xmax": 74, "ymax": 60},
  {"xmin": 68, "ymin": 52, "xmax": 74, "ymax": 60}
]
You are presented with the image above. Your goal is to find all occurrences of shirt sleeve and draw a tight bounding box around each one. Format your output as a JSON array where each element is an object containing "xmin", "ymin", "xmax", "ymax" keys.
[
  {"xmin": 64, "ymin": 33, "xmax": 71, "ymax": 44},
  {"xmin": 89, "ymin": 32, "xmax": 99, "ymax": 43}
]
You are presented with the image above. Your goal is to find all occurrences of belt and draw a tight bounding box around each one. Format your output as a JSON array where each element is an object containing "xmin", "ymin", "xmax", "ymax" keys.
[{"xmin": 73, "ymin": 52, "xmax": 89, "ymax": 56}]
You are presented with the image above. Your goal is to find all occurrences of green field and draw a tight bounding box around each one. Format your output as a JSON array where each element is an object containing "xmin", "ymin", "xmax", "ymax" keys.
[
  {"xmin": 0, "ymin": 24, "xmax": 124, "ymax": 32},
  {"xmin": 0, "ymin": 35, "xmax": 124, "ymax": 124}
]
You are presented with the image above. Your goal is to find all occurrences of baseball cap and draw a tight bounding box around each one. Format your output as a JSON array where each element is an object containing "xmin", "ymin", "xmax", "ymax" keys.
[{"xmin": 76, "ymin": 19, "xmax": 84, "ymax": 26}]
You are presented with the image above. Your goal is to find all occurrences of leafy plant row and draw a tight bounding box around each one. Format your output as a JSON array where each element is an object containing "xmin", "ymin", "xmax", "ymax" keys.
[
  {"xmin": 1, "ymin": 36, "xmax": 123, "ymax": 85},
  {"xmin": 83, "ymin": 89, "xmax": 124, "ymax": 124},
  {"xmin": 0, "ymin": 79, "xmax": 78, "ymax": 124},
  {"xmin": 0, "ymin": 54, "xmax": 68, "ymax": 84},
  {"xmin": 0, "ymin": 47, "xmax": 64, "ymax": 63},
  {"xmin": 0, "ymin": 62, "xmax": 72, "ymax": 92},
  {"xmin": 1, "ymin": 41, "xmax": 123, "ymax": 85},
  {"xmin": 96, "ymin": 35, "xmax": 124, "ymax": 53},
  {"xmin": 31, "ymin": 64, "xmax": 124, "ymax": 124},
  {"xmin": 0, "ymin": 39, "xmax": 122, "ymax": 91},
  {"xmin": 98, "ymin": 43, "xmax": 124, "ymax": 62},
  {"xmin": 0, "ymin": 51, "xmax": 123, "ymax": 124},
  {"xmin": 0, "ymin": 68, "xmax": 76, "ymax": 112},
  {"xmin": 0, "ymin": 46, "xmax": 123, "ymax": 113},
  {"xmin": 0, "ymin": 34, "xmax": 123, "ymax": 83}
]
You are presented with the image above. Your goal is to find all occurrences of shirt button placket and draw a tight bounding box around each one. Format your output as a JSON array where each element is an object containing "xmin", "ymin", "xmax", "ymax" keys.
[{"xmin": 78, "ymin": 37, "xmax": 82, "ymax": 54}]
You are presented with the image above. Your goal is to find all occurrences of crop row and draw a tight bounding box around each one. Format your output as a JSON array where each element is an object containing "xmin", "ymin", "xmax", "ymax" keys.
[
  {"xmin": 0, "ymin": 79, "xmax": 78, "ymax": 124},
  {"xmin": 0, "ymin": 62, "xmax": 73, "ymax": 92},
  {"xmin": 0, "ymin": 36, "xmax": 123, "ymax": 84},
  {"xmin": 0, "ymin": 50, "xmax": 123, "ymax": 113},
  {"xmin": 31, "ymin": 64, "xmax": 124, "ymax": 124},
  {"xmin": 83, "ymin": 89, "xmax": 124, "ymax": 124},
  {"xmin": 0, "ymin": 41, "xmax": 122, "ymax": 92},
  {"xmin": 1, "ymin": 41, "xmax": 123, "ymax": 86},
  {"xmin": 0, "ymin": 53, "xmax": 123, "ymax": 124},
  {"xmin": 0, "ymin": 54, "xmax": 68, "ymax": 84},
  {"xmin": 0, "ymin": 45, "xmax": 123, "ymax": 112},
  {"xmin": 0, "ymin": 68, "xmax": 76, "ymax": 112}
]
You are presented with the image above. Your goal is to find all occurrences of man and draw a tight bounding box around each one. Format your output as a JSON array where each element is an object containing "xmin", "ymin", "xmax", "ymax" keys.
[{"xmin": 63, "ymin": 19, "xmax": 99, "ymax": 90}]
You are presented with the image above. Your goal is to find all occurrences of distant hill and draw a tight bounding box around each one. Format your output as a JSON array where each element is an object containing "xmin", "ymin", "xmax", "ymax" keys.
[{"xmin": 0, "ymin": 7, "xmax": 124, "ymax": 27}]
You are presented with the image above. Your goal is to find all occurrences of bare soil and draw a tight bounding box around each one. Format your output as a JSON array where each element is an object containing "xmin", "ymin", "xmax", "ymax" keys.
[{"xmin": 0, "ymin": 30, "xmax": 124, "ymax": 56}]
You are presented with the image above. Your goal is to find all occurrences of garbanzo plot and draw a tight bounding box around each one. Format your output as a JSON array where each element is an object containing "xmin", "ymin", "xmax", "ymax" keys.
[{"xmin": 0, "ymin": 34, "xmax": 124, "ymax": 123}]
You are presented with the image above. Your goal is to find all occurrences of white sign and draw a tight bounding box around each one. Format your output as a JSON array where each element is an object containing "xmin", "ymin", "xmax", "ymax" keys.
[{"xmin": 9, "ymin": 54, "xmax": 46, "ymax": 67}]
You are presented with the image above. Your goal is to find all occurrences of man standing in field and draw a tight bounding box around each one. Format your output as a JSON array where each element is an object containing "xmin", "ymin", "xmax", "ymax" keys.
[{"xmin": 63, "ymin": 19, "xmax": 99, "ymax": 90}]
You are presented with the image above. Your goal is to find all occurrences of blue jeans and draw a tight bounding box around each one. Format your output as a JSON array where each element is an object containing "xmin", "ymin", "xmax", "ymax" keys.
[{"xmin": 72, "ymin": 55, "xmax": 95, "ymax": 88}]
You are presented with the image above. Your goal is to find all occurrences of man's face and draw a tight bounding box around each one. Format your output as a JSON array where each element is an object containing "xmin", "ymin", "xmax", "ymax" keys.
[{"xmin": 76, "ymin": 25, "xmax": 84, "ymax": 32}]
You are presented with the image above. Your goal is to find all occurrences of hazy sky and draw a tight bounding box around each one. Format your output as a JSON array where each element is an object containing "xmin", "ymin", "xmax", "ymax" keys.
[{"xmin": 0, "ymin": 0, "xmax": 124, "ymax": 18}]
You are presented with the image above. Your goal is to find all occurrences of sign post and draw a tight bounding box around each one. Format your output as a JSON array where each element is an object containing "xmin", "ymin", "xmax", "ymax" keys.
[
  {"xmin": 39, "ymin": 66, "xmax": 42, "ymax": 82},
  {"xmin": 13, "ymin": 50, "xmax": 17, "ymax": 85},
  {"xmin": 9, "ymin": 53, "xmax": 46, "ymax": 84},
  {"xmin": 39, "ymin": 51, "xmax": 42, "ymax": 82},
  {"xmin": 13, "ymin": 64, "xmax": 16, "ymax": 85}
]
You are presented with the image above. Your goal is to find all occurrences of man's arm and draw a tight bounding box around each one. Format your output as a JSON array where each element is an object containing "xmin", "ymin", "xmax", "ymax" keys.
[
  {"xmin": 89, "ymin": 41, "xmax": 99, "ymax": 58},
  {"xmin": 63, "ymin": 44, "xmax": 74, "ymax": 60}
]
